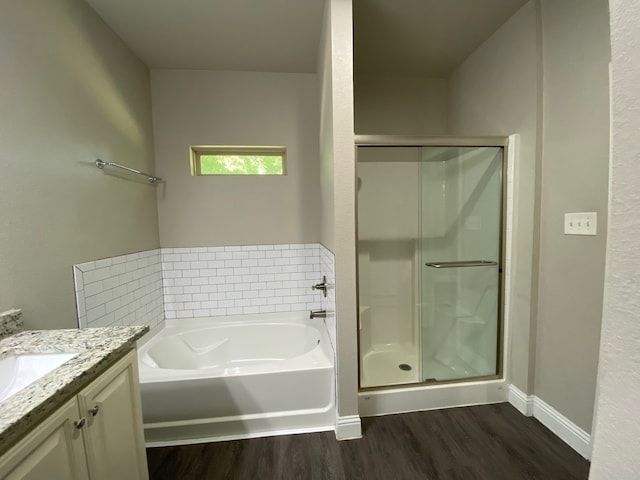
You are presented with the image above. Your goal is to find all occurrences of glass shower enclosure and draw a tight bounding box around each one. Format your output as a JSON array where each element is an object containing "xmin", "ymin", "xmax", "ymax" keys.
[{"xmin": 357, "ymin": 138, "xmax": 504, "ymax": 389}]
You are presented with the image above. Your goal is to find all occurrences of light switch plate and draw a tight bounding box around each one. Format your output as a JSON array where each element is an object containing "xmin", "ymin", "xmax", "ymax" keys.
[{"xmin": 564, "ymin": 212, "xmax": 597, "ymax": 235}]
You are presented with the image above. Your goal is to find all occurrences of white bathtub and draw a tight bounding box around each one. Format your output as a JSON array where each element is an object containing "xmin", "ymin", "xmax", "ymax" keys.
[{"xmin": 137, "ymin": 311, "xmax": 335, "ymax": 446}]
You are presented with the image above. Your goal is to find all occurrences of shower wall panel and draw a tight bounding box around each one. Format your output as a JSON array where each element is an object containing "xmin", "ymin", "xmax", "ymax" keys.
[{"xmin": 358, "ymin": 148, "xmax": 419, "ymax": 358}]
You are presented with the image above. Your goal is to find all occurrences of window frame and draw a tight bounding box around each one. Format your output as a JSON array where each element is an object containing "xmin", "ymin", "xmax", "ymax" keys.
[{"xmin": 190, "ymin": 145, "xmax": 287, "ymax": 176}]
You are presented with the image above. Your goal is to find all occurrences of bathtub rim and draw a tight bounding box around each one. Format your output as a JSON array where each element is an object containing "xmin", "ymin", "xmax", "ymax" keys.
[
  {"xmin": 137, "ymin": 311, "xmax": 335, "ymax": 383},
  {"xmin": 137, "ymin": 310, "xmax": 327, "ymax": 346}
]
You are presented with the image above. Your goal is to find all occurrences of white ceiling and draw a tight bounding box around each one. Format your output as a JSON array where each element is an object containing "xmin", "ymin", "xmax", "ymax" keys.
[{"xmin": 86, "ymin": 0, "xmax": 528, "ymax": 76}]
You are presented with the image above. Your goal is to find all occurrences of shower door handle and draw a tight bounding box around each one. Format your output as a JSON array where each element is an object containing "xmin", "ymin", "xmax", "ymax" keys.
[{"xmin": 425, "ymin": 260, "xmax": 498, "ymax": 268}]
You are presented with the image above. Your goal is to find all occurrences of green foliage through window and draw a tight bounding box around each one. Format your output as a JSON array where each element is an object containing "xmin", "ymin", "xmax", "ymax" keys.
[
  {"xmin": 191, "ymin": 146, "xmax": 286, "ymax": 176},
  {"xmin": 199, "ymin": 155, "xmax": 283, "ymax": 175}
]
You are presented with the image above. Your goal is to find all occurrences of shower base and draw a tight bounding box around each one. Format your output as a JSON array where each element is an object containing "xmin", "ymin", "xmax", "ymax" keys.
[
  {"xmin": 360, "ymin": 344, "xmax": 482, "ymax": 388},
  {"xmin": 360, "ymin": 342, "xmax": 419, "ymax": 388}
]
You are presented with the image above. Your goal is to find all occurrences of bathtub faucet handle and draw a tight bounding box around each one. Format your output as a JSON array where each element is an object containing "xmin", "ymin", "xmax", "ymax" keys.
[
  {"xmin": 309, "ymin": 309, "xmax": 327, "ymax": 319},
  {"xmin": 312, "ymin": 276, "xmax": 328, "ymax": 297}
]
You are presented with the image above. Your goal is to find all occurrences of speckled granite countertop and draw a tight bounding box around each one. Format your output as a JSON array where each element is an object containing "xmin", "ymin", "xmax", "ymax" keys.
[{"xmin": 0, "ymin": 326, "xmax": 149, "ymax": 455}]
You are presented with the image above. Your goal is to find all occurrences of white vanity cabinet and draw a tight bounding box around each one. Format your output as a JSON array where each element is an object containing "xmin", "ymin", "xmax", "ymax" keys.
[
  {"xmin": 0, "ymin": 349, "xmax": 148, "ymax": 480},
  {"xmin": 0, "ymin": 397, "xmax": 89, "ymax": 479}
]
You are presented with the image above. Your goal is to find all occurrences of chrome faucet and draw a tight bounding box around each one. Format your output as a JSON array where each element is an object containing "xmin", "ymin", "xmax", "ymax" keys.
[
  {"xmin": 309, "ymin": 309, "xmax": 327, "ymax": 319},
  {"xmin": 312, "ymin": 276, "xmax": 328, "ymax": 297}
]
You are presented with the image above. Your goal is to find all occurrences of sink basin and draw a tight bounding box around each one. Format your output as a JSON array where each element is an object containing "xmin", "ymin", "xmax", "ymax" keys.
[{"xmin": 0, "ymin": 353, "xmax": 78, "ymax": 403}]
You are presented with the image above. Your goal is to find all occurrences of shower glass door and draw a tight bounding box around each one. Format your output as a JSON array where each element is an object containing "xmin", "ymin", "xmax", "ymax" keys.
[
  {"xmin": 356, "ymin": 141, "xmax": 504, "ymax": 389},
  {"xmin": 358, "ymin": 146, "xmax": 422, "ymax": 388},
  {"xmin": 419, "ymin": 146, "xmax": 503, "ymax": 382}
]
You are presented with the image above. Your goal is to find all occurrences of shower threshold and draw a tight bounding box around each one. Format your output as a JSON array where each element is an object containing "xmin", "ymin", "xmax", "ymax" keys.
[{"xmin": 358, "ymin": 376, "xmax": 507, "ymax": 417}]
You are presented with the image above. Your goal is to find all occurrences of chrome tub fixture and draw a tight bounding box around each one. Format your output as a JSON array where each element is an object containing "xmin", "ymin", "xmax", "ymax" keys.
[{"xmin": 312, "ymin": 276, "xmax": 328, "ymax": 297}]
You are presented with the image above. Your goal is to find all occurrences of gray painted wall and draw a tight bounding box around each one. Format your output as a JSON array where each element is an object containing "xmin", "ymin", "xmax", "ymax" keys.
[
  {"xmin": 536, "ymin": 0, "xmax": 610, "ymax": 433},
  {"xmin": 354, "ymin": 76, "xmax": 448, "ymax": 135},
  {"xmin": 150, "ymin": 69, "xmax": 320, "ymax": 248},
  {"xmin": 448, "ymin": 1, "xmax": 541, "ymax": 395},
  {"xmin": 448, "ymin": 0, "xmax": 610, "ymax": 433},
  {"xmin": 318, "ymin": 0, "xmax": 360, "ymax": 430},
  {"xmin": 0, "ymin": 0, "xmax": 159, "ymax": 330}
]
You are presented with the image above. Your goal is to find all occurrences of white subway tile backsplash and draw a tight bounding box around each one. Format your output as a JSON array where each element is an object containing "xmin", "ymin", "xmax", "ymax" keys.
[
  {"xmin": 94, "ymin": 258, "xmax": 113, "ymax": 269},
  {"xmin": 162, "ymin": 244, "xmax": 321, "ymax": 316},
  {"xmin": 74, "ymin": 250, "xmax": 164, "ymax": 329},
  {"xmin": 224, "ymin": 275, "xmax": 242, "ymax": 284},
  {"xmin": 320, "ymin": 244, "xmax": 337, "ymax": 361},
  {"xmin": 73, "ymin": 243, "xmax": 327, "ymax": 326},
  {"xmin": 86, "ymin": 305, "xmax": 106, "ymax": 323}
]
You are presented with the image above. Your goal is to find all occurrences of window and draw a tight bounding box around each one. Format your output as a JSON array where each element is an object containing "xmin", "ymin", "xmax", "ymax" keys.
[{"xmin": 190, "ymin": 146, "xmax": 286, "ymax": 176}]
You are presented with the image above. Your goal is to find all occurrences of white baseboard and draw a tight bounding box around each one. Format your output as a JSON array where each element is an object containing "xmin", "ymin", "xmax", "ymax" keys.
[
  {"xmin": 508, "ymin": 385, "xmax": 591, "ymax": 459},
  {"xmin": 507, "ymin": 384, "xmax": 534, "ymax": 416},
  {"xmin": 532, "ymin": 396, "xmax": 592, "ymax": 460},
  {"xmin": 335, "ymin": 415, "xmax": 362, "ymax": 440}
]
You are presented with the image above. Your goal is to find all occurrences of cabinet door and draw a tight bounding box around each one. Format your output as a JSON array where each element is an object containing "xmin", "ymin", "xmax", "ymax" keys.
[
  {"xmin": 0, "ymin": 398, "xmax": 89, "ymax": 480},
  {"xmin": 78, "ymin": 350, "xmax": 149, "ymax": 480}
]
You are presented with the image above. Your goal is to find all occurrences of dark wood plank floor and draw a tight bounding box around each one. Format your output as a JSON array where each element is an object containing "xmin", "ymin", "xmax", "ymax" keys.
[{"xmin": 146, "ymin": 403, "xmax": 589, "ymax": 480}]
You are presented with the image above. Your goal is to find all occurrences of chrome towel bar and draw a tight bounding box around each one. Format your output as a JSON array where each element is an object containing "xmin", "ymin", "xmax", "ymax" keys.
[
  {"xmin": 95, "ymin": 159, "xmax": 162, "ymax": 184},
  {"xmin": 425, "ymin": 260, "xmax": 498, "ymax": 268}
]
